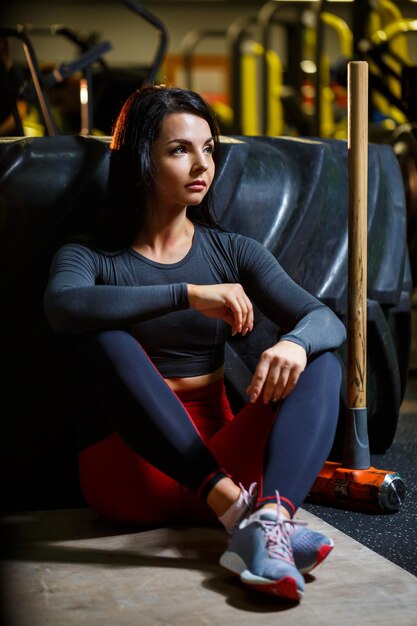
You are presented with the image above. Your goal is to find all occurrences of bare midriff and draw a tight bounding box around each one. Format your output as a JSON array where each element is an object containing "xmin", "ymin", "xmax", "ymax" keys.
[{"xmin": 164, "ymin": 364, "xmax": 225, "ymax": 392}]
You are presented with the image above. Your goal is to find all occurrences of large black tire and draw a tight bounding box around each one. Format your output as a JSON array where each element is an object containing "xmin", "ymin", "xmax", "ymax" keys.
[{"xmin": 391, "ymin": 124, "xmax": 417, "ymax": 287}]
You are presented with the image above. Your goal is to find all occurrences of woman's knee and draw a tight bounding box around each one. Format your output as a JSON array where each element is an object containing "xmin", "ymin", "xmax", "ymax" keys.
[
  {"xmin": 81, "ymin": 329, "xmax": 136, "ymax": 352},
  {"xmin": 76, "ymin": 329, "xmax": 141, "ymax": 369},
  {"xmin": 309, "ymin": 351, "xmax": 342, "ymax": 387}
]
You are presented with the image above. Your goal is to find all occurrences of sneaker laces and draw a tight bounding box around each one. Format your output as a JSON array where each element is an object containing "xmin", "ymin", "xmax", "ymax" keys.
[
  {"xmin": 261, "ymin": 517, "xmax": 294, "ymax": 564},
  {"xmin": 257, "ymin": 491, "xmax": 305, "ymax": 564},
  {"xmin": 283, "ymin": 518, "xmax": 308, "ymax": 538},
  {"xmin": 240, "ymin": 481, "xmax": 257, "ymax": 511}
]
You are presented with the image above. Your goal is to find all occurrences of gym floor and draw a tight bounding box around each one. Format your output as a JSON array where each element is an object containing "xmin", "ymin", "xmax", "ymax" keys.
[{"xmin": 2, "ymin": 302, "xmax": 417, "ymax": 626}]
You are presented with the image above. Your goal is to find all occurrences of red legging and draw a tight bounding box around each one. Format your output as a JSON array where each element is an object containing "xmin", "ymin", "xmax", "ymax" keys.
[{"xmin": 76, "ymin": 331, "xmax": 341, "ymax": 526}]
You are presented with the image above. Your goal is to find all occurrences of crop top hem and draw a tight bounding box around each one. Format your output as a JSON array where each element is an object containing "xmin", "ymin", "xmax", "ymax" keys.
[{"xmin": 151, "ymin": 353, "xmax": 225, "ymax": 378}]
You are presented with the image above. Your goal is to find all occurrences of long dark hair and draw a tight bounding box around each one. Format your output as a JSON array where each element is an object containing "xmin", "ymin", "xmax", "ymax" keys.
[{"xmin": 92, "ymin": 85, "xmax": 221, "ymax": 251}]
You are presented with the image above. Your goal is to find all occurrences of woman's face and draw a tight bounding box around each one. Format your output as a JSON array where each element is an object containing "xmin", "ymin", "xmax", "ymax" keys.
[{"xmin": 150, "ymin": 112, "xmax": 215, "ymax": 211}]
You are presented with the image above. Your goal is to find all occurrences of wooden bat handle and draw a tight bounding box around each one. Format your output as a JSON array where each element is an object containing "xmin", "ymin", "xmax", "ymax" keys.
[{"xmin": 347, "ymin": 61, "xmax": 368, "ymax": 409}]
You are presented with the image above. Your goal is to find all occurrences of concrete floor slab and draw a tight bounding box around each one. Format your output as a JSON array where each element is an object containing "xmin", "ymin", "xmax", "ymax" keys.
[{"xmin": 2, "ymin": 507, "xmax": 417, "ymax": 626}]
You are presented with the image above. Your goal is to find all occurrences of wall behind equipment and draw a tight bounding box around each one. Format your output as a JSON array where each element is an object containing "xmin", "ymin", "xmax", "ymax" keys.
[
  {"xmin": 4, "ymin": 1, "xmax": 387, "ymax": 66},
  {"xmin": 3, "ymin": 1, "xmax": 257, "ymax": 67}
]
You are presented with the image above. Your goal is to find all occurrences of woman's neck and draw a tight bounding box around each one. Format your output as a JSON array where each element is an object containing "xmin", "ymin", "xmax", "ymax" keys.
[{"xmin": 131, "ymin": 213, "xmax": 195, "ymax": 264}]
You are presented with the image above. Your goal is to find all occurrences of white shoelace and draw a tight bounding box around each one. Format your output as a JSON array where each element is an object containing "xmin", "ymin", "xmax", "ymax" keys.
[
  {"xmin": 261, "ymin": 517, "xmax": 295, "ymax": 564},
  {"xmin": 254, "ymin": 491, "xmax": 308, "ymax": 563},
  {"xmin": 240, "ymin": 481, "xmax": 257, "ymax": 511},
  {"xmin": 283, "ymin": 518, "xmax": 308, "ymax": 538}
]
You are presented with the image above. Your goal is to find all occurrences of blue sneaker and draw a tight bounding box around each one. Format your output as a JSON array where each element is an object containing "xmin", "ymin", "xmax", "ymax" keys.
[
  {"xmin": 219, "ymin": 504, "xmax": 304, "ymax": 600},
  {"xmin": 286, "ymin": 521, "xmax": 334, "ymax": 575}
]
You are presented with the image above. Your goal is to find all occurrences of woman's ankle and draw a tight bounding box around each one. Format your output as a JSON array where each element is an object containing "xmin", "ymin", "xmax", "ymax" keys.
[
  {"xmin": 216, "ymin": 482, "xmax": 258, "ymax": 533},
  {"xmin": 206, "ymin": 477, "xmax": 241, "ymax": 517}
]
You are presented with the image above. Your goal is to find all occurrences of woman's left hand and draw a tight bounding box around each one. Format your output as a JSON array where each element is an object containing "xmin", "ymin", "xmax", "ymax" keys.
[{"xmin": 246, "ymin": 340, "xmax": 307, "ymax": 404}]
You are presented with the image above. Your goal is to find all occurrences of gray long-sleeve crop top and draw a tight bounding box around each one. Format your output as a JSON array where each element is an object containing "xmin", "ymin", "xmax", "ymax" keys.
[{"xmin": 43, "ymin": 223, "xmax": 346, "ymax": 377}]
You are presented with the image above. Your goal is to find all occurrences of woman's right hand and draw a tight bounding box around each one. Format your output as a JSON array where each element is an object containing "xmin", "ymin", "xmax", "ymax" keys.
[{"xmin": 188, "ymin": 283, "xmax": 253, "ymax": 336}]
